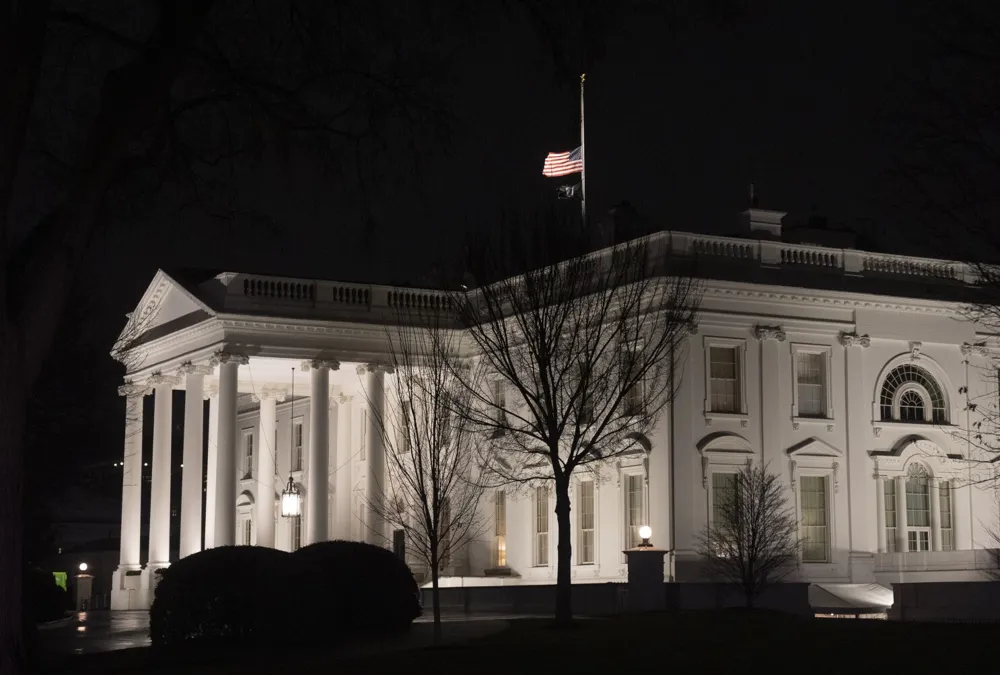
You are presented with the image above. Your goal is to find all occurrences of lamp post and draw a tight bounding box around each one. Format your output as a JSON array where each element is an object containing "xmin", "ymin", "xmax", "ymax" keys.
[{"xmin": 75, "ymin": 562, "xmax": 93, "ymax": 611}]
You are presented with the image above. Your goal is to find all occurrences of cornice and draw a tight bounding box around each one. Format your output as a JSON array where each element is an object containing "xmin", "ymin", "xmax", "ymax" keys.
[{"xmin": 701, "ymin": 283, "xmax": 963, "ymax": 316}]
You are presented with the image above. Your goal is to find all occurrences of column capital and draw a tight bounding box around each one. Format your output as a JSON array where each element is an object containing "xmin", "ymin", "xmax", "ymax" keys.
[
  {"xmin": 177, "ymin": 361, "xmax": 215, "ymax": 377},
  {"xmin": 118, "ymin": 380, "xmax": 151, "ymax": 398},
  {"xmin": 356, "ymin": 362, "xmax": 395, "ymax": 376},
  {"xmin": 210, "ymin": 350, "xmax": 250, "ymax": 367},
  {"xmin": 251, "ymin": 387, "xmax": 289, "ymax": 403},
  {"xmin": 147, "ymin": 371, "xmax": 182, "ymax": 387},
  {"xmin": 203, "ymin": 383, "xmax": 219, "ymax": 400},
  {"xmin": 839, "ymin": 331, "xmax": 871, "ymax": 348},
  {"xmin": 753, "ymin": 324, "xmax": 786, "ymax": 342},
  {"xmin": 335, "ymin": 393, "xmax": 354, "ymax": 405},
  {"xmin": 301, "ymin": 358, "xmax": 341, "ymax": 372}
]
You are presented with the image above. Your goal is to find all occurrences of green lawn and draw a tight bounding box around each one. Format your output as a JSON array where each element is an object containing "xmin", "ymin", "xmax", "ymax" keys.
[{"xmin": 49, "ymin": 611, "xmax": 999, "ymax": 675}]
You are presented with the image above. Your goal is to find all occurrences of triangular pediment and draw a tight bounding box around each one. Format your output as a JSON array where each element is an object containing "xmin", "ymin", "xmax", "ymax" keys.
[
  {"xmin": 787, "ymin": 437, "xmax": 843, "ymax": 458},
  {"xmin": 114, "ymin": 270, "xmax": 215, "ymax": 354}
]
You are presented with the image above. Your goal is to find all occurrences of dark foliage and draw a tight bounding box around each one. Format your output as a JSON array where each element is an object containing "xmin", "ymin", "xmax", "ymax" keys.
[
  {"xmin": 24, "ymin": 567, "xmax": 68, "ymax": 624},
  {"xmin": 149, "ymin": 546, "xmax": 296, "ymax": 647},
  {"xmin": 293, "ymin": 540, "xmax": 420, "ymax": 637}
]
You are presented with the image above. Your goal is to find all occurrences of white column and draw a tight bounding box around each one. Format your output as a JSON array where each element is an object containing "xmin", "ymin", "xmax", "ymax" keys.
[
  {"xmin": 148, "ymin": 374, "xmax": 179, "ymax": 567},
  {"xmin": 179, "ymin": 364, "xmax": 211, "ymax": 558},
  {"xmin": 895, "ymin": 475, "xmax": 908, "ymax": 553},
  {"xmin": 116, "ymin": 383, "xmax": 148, "ymax": 570},
  {"xmin": 335, "ymin": 394, "xmax": 354, "ymax": 540},
  {"xmin": 212, "ymin": 351, "xmax": 248, "ymax": 547},
  {"xmin": 875, "ymin": 477, "xmax": 886, "ymax": 553},
  {"xmin": 203, "ymin": 390, "xmax": 220, "ymax": 549},
  {"xmin": 930, "ymin": 478, "xmax": 942, "ymax": 551},
  {"xmin": 255, "ymin": 391, "xmax": 283, "ymax": 548},
  {"xmin": 360, "ymin": 363, "xmax": 393, "ymax": 546},
  {"xmin": 304, "ymin": 359, "xmax": 339, "ymax": 545}
]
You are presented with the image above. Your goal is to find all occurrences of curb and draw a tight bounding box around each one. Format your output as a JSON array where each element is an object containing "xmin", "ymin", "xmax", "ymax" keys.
[{"xmin": 37, "ymin": 614, "xmax": 77, "ymax": 631}]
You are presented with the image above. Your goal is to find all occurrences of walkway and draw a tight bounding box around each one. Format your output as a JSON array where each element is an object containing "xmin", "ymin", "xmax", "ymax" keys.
[{"xmin": 38, "ymin": 609, "xmax": 541, "ymax": 657}]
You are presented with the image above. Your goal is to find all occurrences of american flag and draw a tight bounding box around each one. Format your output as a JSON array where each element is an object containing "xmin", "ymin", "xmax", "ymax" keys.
[{"xmin": 542, "ymin": 147, "xmax": 583, "ymax": 177}]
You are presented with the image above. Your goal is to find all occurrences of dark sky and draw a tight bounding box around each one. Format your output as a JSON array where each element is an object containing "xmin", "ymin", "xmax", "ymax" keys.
[{"xmin": 35, "ymin": 1, "xmax": 923, "ymax": 482}]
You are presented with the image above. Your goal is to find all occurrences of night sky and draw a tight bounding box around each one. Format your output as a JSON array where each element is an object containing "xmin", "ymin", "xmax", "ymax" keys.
[{"xmin": 27, "ymin": 2, "xmax": 933, "ymax": 494}]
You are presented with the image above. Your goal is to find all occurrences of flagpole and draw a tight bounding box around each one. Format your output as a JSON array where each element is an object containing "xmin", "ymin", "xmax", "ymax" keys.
[{"xmin": 580, "ymin": 72, "xmax": 587, "ymax": 230}]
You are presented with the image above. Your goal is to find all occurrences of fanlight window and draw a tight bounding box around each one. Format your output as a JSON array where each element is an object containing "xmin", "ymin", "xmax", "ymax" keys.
[{"xmin": 879, "ymin": 365, "xmax": 947, "ymax": 424}]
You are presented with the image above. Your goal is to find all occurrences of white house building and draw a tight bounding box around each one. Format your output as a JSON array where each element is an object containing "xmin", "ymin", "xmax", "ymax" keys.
[{"xmin": 109, "ymin": 208, "xmax": 1000, "ymax": 611}]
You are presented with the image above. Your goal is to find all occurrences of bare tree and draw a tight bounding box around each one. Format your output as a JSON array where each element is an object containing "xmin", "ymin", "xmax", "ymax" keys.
[
  {"xmin": 363, "ymin": 307, "xmax": 490, "ymax": 644},
  {"xmin": 446, "ymin": 215, "xmax": 700, "ymax": 624},
  {"xmin": 696, "ymin": 461, "xmax": 800, "ymax": 608}
]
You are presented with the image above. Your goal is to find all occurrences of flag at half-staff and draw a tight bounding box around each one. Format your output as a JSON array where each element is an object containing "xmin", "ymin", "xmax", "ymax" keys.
[{"xmin": 542, "ymin": 147, "xmax": 583, "ymax": 177}]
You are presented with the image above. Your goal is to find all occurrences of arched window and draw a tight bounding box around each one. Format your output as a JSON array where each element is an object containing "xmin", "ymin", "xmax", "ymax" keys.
[{"xmin": 879, "ymin": 364, "xmax": 947, "ymax": 423}]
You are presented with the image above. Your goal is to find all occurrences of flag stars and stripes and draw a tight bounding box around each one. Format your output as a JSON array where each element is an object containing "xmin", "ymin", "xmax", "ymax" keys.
[{"xmin": 542, "ymin": 146, "xmax": 583, "ymax": 177}]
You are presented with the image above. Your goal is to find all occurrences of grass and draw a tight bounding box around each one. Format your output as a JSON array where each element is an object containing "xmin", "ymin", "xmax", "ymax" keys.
[{"xmin": 44, "ymin": 610, "xmax": 1000, "ymax": 675}]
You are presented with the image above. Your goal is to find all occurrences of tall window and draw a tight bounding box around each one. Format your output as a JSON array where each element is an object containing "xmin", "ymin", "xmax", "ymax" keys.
[
  {"xmin": 711, "ymin": 472, "xmax": 736, "ymax": 526},
  {"xmin": 578, "ymin": 481, "xmax": 595, "ymax": 564},
  {"xmin": 399, "ymin": 410, "xmax": 411, "ymax": 453},
  {"xmin": 621, "ymin": 346, "xmax": 644, "ymax": 416},
  {"xmin": 884, "ymin": 479, "xmax": 897, "ymax": 553},
  {"xmin": 392, "ymin": 529, "xmax": 406, "ymax": 560},
  {"xmin": 534, "ymin": 487, "xmax": 549, "ymax": 566},
  {"xmin": 905, "ymin": 465, "xmax": 931, "ymax": 552},
  {"xmin": 439, "ymin": 499, "xmax": 452, "ymax": 569},
  {"xmin": 940, "ymin": 481, "xmax": 953, "ymax": 551},
  {"xmin": 290, "ymin": 515, "xmax": 302, "ymax": 551},
  {"xmin": 625, "ymin": 474, "xmax": 645, "ymax": 549},
  {"xmin": 292, "ymin": 419, "xmax": 303, "ymax": 471},
  {"xmin": 796, "ymin": 351, "xmax": 826, "ymax": 417},
  {"xmin": 709, "ymin": 347, "xmax": 740, "ymax": 413},
  {"xmin": 436, "ymin": 396, "xmax": 451, "ymax": 447},
  {"xmin": 493, "ymin": 380, "xmax": 507, "ymax": 426},
  {"xmin": 493, "ymin": 491, "xmax": 507, "ymax": 567},
  {"xmin": 242, "ymin": 429, "xmax": 254, "ymax": 479},
  {"xmin": 243, "ymin": 518, "xmax": 253, "ymax": 546},
  {"xmin": 800, "ymin": 476, "xmax": 828, "ymax": 562},
  {"xmin": 578, "ymin": 363, "xmax": 594, "ymax": 423},
  {"xmin": 879, "ymin": 364, "xmax": 947, "ymax": 423}
]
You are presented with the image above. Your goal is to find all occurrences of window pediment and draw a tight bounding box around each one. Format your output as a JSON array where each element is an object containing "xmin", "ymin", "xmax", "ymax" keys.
[
  {"xmin": 787, "ymin": 437, "xmax": 842, "ymax": 459},
  {"xmin": 698, "ymin": 433, "xmax": 753, "ymax": 488}
]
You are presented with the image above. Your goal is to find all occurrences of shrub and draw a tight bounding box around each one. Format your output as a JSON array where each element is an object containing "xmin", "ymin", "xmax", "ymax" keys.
[
  {"xmin": 293, "ymin": 540, "xmax": 420, "ymax": 637},
  {"xmin": 25, "ymin": 566, "xmax": 69, "ymax": 623},
  {"xmin": 149, "ymin": 546, "xmax": 296, "ymax": 647}
]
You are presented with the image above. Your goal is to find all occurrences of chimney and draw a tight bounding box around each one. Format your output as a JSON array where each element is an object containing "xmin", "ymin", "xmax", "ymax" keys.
[{"xmin": 742, "ymin": 208, "xmax": 787, "ymax": 239}]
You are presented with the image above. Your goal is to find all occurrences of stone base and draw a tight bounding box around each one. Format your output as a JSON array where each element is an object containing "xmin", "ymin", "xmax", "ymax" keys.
[
  {"xmin": 140, "ymin": 562, "xmax": 170, "ymax": 609},
  {"xmin": 111, "ymin": 566, "xmax": 145, "ymax": 610},
  {"xmin": 849, "ymin": 551, "xmax": 876, "ymax": 584}
]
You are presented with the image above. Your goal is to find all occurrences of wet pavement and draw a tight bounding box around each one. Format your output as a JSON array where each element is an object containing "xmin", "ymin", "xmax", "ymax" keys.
[{"xmin": 38, "ymin": 609, "xmax": 542, "ymax": 657}]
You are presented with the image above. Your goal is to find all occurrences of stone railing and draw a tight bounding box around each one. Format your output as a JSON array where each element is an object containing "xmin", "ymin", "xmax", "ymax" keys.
[{"xmin": 219, "ymin": 230, "xmax": 978, "ymax": 316}]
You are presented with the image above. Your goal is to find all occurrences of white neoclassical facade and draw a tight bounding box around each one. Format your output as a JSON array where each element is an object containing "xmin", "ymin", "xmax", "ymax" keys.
[{"xmin": 110, "ymin": 208, "xmax": 1000, "ymax": 611}]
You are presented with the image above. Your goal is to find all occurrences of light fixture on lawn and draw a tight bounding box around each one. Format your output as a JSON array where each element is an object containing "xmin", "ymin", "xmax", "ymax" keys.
[
  {"xmin": 280, "ymin": 366, "xmax": 302, "ymax": 518},
  {"xmin": 78, "ymin": 562, "xmax": 88, "ymax": 572},
  {"xmin": 638, "ymin": 525, "xmax": 652, "ymax": 547}
]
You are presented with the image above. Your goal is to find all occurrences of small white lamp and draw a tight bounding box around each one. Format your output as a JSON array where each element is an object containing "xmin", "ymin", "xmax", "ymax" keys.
[
  {"xmin": 78, "ymin": 562, "xmax": 88, "ymax": 572},
  {"xmin": 638, "ymin": 525, "xmax": 652, "ymax": 547}
]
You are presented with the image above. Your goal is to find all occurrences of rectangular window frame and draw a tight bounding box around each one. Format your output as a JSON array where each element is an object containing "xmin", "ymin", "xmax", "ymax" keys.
[
  {"xmin": 577, "ymin": 479, "xmax": 596, "ymax": 565},
  {"xmin": 621, "ymin": 467, "xmax": 647, "ymax": 557},
  {"xmin": 493, "ymin": 491, "xmax": 507, "ymax": 568},
  {"xmin": 799, "ymin": 474, "xmax": 830, "ymax": 563},
  {"xmin": 620, "ymin": 341, "xmax": 646, "ymax": 417},
  {"xmin": 940, "ymin": 480, "xmax": 953, "ymax": 552},
  {"xmin": 703, "ymin": 337, "xmax": 748, "ymax": 421},
  {"xmin": 291, "ymin": 417, "xmax": 304, "ymax": 472},
  {"xmin": 534, "ymin": 487, "xmax": 549, "ymax": 567},
  {"xmin": 791, "ymin": 343, "xmax": 835, "ymax": 423},
  {"xmin": 241, "ymin": 427, "xmax": 255, "ymax": 479}
]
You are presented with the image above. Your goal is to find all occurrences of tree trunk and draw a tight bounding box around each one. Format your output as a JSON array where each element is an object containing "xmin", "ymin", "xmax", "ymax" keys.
[
  {"xmin": 0, "ymin": 316, "xmax": 27, "ymax": 674},
  {"xmin": 430, "ymin": 542, "xmax": 442, "ymax": 645},
  {"xmin": 554, "ymin": 476, "xmax": 573, "ymax": 626}
]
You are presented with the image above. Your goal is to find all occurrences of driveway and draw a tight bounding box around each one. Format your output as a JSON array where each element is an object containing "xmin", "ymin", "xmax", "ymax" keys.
[{"xmin": 38, "ymin": 609, "xmax": 543, "ymax": 657}]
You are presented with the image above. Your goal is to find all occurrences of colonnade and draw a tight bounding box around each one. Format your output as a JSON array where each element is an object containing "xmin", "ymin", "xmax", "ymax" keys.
[{"xmin": 110, "ymin": 350, "xmax": 392, "ymax": 610}]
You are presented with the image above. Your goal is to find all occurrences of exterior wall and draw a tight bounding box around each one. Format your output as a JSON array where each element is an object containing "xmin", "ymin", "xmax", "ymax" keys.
[{"xmin": 112, "ymin": 230, "xmax": 1000, "ymax": 610}]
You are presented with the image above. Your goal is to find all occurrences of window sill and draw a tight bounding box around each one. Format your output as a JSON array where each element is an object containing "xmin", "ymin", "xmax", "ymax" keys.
[
  {"xmin": 872, "ymin": 420, "xmax": 958, "ymax": 437},
  {"xmin": 793, "ymin": 417, "xmax": 835, "ymax": 432},
  {"xmin": 704, "ymin": 411, "xmax": 749, "ymax": 428}
]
